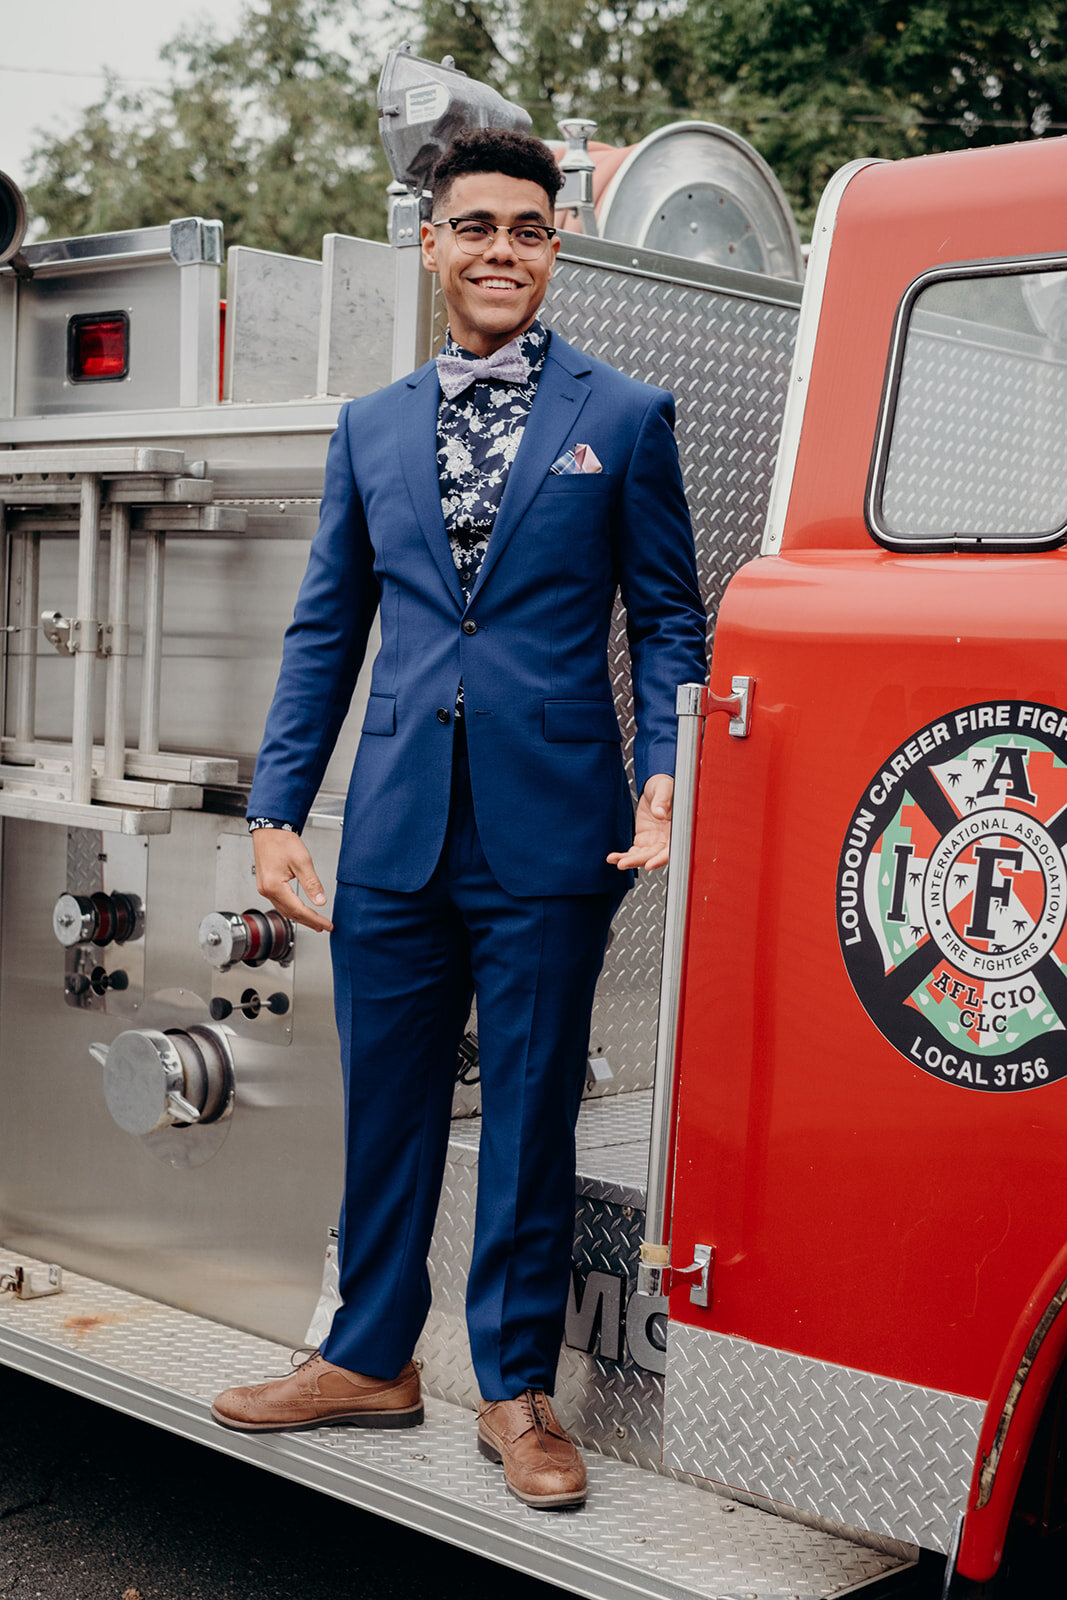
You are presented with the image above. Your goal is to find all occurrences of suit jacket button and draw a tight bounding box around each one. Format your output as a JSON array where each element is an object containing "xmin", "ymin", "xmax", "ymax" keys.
[
  {"xmin": 462, "ymin": 619, "xmax": 478, "ymax": 635},
  {"xmin": 436, "ymin": 707, "xmax": 451, "ymax": 724}
]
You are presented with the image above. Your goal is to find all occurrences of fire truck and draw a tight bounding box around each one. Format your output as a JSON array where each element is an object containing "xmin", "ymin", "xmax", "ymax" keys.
[{"xmin": 1, "ymin": 45, "xmax": 1065, "ymax": 1598}]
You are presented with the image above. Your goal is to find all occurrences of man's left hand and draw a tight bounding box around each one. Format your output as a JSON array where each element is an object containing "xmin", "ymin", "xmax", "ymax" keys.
[{"xmin": 607, "ymin": 774, "xmax": 674, "ymax": 871}]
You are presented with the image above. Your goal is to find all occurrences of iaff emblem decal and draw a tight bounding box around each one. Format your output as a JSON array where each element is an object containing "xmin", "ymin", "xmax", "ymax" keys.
[{"xmin": 838, "ymin": 701, "xmax": 1067, "ymax": 1093}]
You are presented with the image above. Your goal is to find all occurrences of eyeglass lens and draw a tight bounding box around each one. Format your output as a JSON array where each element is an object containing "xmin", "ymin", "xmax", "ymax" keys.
[{"xmin": 450, "ymin": 221, "xmax": 553, "ymax": 257}]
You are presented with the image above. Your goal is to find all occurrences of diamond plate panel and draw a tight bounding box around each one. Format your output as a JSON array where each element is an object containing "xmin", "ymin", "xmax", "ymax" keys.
[
  {"xmin": 576, "ymin": 1087, "xmax": 656, "ymax": 1148},
  {"xmin": 883, "ymin": 322, "xmax": 1067, "ymax": 537},
  {"xmin": 663, "ymin": 1321, "xmax": 986, "ymax": 1554},
  {"xmin": 417, "ymin": 1152, "xmax": 477, "ymax": 1407},
  {"xmin": 557, "ymin": 264, "xmax": 797, "ymax": 1105},
  {"xmin": 0, "ymin": 1250, "xmax": 907, "ymax": 1600},
  {"xmin": 450, "ymin": 259, "xmax": 799, "ymax": 1119},
  {"xmin": 559, "ymin": 1193, "xmax": 667, "ymax": 1467},
  {"xmin": 446, "ymin": 1089, "xmax": 653, "ymax": 1205},
  {"xmin": 66, "ymin": 827, "xmax": 105, "ymax": 895}
]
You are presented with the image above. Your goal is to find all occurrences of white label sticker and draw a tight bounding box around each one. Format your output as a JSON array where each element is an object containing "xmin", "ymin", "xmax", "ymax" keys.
[{"xmin": 405, "ymin": 82, "xmax": 450, "ymax": 126}]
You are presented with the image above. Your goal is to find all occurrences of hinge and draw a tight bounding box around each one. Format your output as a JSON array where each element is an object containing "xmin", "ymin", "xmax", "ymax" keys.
[
  {"xmin": 710, "ymin": 675, "xmax": 753, "ymax": 738},
  {"xmin": 674, "ymin": 1243, "xmax": 714, "ymax": 1307},
  {"xmin": 677, "ymin": 677, "xmax": 753, "ymax": 737}
]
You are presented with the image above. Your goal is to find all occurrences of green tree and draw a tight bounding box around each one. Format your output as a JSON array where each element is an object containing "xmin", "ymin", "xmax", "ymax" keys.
[
  {"xmin": 26, "ymin": 0, "xmax": 395, "ymax": 252},
  {"xmin": 650, "ymin": 0, "xmax": 1067, "ymax": 228}
]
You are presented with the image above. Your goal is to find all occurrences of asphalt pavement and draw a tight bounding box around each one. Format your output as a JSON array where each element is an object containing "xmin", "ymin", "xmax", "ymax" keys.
[{"xmin": 0, "ymin": 1366, "xmax": 563, "ymax": 1600}]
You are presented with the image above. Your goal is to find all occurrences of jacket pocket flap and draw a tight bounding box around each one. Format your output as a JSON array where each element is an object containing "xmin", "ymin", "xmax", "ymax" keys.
[
  {"xmin": 362, "ymin": 693, "xmax": 396, "ymax": 736},
  {"xmin": 543, "ymin": 699, "xmax": 621, "ymax": 742}
]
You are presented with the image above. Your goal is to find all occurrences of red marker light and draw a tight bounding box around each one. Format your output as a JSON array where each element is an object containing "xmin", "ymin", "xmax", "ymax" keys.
[{"xmin": 68, "ymin": 312, "xmax": 129, "ymax": 382}]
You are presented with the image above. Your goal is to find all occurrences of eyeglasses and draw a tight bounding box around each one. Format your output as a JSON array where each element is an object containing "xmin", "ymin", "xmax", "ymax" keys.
[{"xmin": 432, "ymin": 218, "xmax": 557, "ymax": 258}]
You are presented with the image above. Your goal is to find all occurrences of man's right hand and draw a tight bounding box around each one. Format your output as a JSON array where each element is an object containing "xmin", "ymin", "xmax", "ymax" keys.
[{"xmin": 252, "ymin": 828, "xmax": 333, "ymax": 933}]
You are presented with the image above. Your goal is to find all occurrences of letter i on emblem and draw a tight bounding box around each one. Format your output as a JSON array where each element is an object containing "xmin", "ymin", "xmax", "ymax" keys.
[{"xmin": 887, "ymin": 843, "xmax": 913, "ymax": 923}]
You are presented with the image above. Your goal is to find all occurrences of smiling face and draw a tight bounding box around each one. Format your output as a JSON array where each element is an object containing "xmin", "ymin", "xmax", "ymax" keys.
[{"xmin": 420, "ymin": 171, "xmax": 561, "ymax": 357}]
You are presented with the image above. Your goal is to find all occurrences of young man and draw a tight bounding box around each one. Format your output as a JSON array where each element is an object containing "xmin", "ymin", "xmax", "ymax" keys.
[{"xmin": 211, "ymin": 129, "xmax": 706, "ymax": 1509}]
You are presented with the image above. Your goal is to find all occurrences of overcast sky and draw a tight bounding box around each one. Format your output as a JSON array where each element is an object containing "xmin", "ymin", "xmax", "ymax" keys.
[{"xmin": 0, "ymin": 0, "xmax": 256, "ymax": 190}]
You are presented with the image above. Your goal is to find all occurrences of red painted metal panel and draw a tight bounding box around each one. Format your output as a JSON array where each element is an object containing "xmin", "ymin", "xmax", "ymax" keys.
[
  {"xmin": 666, "ymin": 138, "xmax": 1067, "ymax": 1574},
  {"xmin": 670, "ymin": 549, "xmax": 1067, "ymax": 1403}
]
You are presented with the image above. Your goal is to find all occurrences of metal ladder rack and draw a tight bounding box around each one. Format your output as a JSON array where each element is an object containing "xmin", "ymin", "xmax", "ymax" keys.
[{"xmin": 1, "ymin": 447, "xmax": 246, "ymax": 834}]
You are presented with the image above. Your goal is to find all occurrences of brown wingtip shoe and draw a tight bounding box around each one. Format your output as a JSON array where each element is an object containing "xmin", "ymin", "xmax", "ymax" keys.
[
  {"xmin": 477, "ymin": 1389, "xmax": 587, "ymax": 1509},
  {"xmin": 211, "ymin": 1350, "xmax": 423, "ymax": 1433}
]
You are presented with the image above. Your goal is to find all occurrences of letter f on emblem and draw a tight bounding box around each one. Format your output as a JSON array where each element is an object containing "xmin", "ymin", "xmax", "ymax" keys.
[{"xmin": 965, "ymin": 845, "xmax": 1023, "ymax": 941}]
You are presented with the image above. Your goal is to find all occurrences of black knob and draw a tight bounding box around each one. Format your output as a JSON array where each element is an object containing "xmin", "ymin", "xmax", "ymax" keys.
[
  {"xmin": 436, "ymin": 707, "xmax": 450, "ymax": 724},
  {"xmin": 462, "ymin": 619, "xmax": 478, "ymax": 635},
  {"xmin": 266, "ymin": 992, "xmax": 290, "ymax": 1016},
  {"xmin": 107, "ymin": 969, "xmax": 129, "ymax": 992},
  {"xmin": 67, "ymin": 973, "xmax": 90, "ymax": 997},
  {"xmin": 209, "ymin": 997, "xmax": 233, "ymax": 1021}
]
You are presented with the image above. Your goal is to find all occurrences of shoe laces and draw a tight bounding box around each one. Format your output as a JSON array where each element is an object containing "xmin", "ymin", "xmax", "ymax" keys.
[
  {"xmin": 289, "ymin": 1346, "xmax": 321, "ymax": 1371},
  {"xmin": 519, "ymin": 1388, "xmax": 553, "ymax": 1449}
]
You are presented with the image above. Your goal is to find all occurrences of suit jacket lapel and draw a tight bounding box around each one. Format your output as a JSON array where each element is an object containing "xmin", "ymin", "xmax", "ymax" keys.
[
  {"xmin": 467, "ymin": 338, "xmax": 592, "ymax": 607},
  {"xmin": 399, "ymin": 363, "xmax": 465, "ymax": 611}
]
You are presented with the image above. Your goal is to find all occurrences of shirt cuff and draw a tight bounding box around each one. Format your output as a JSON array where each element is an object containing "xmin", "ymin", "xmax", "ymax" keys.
[{"xmin": 247, "ymin": 817, "xmax": 298, "ymax": 834}]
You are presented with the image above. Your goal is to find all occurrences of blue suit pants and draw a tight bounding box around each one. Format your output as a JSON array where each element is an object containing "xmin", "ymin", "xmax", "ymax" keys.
[{"xmin": 321, "ymin": 723, "xmax": 625, "ymax": 1399}]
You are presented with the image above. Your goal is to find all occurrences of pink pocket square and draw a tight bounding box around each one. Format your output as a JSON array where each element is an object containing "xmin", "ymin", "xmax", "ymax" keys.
[{"xmin": 550, "ymin": 443, "xmax": 603, "ymax": 476}]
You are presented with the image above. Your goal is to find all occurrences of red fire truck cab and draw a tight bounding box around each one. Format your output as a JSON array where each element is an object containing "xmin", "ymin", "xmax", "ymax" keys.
[{"xmin": 662, "ymin": 139, "xmax": 1067, "ymax": 1588}]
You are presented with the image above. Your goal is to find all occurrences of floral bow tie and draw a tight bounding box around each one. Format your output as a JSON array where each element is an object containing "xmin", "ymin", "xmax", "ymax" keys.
[{"xmin": 436, "ymin": 340, "xmax": 529, "ymax": 400}]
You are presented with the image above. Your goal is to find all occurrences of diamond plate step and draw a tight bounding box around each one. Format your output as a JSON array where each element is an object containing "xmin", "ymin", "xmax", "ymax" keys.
[
  {"xmin": 449, "ymin": 1086, "xmax": 654, "ymax": 1207},
  {"xmin": 0, "ymin": 1250, "xmax": 913, "ymax": 1600}
]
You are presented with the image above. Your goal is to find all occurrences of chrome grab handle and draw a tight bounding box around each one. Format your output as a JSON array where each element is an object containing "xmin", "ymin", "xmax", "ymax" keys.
[{"xmin": 638, "ymin": 677, "xmax": 752, "ymax": 1298}]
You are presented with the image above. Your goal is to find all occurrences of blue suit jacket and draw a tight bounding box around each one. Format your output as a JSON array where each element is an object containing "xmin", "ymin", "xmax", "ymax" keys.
[{"xmin": 248, "ymin": 331, "xmax": 707, "ymax": 898}]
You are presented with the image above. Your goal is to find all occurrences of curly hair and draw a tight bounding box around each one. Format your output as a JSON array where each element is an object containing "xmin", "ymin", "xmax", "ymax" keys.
[{"xmin": 429, "ymin": 128, "xmax": 563, "ymax": 214}]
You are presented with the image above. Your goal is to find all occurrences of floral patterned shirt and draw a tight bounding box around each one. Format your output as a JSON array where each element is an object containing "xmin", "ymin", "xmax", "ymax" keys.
[{"xmin": 437, "ymin": 318, "xmax": 549, "ymax": 603}]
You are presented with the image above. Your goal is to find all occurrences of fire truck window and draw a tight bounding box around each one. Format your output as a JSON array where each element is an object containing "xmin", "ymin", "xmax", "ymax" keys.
[{"xmin": 874, "ymin": 267, "xmax": 1067, "ymax": 548}]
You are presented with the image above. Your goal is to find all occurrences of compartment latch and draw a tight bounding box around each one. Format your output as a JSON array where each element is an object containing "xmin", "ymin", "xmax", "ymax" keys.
[{"xmin": 637, "ymin": 1242, "xmax": 714, "ymax": 1306}]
